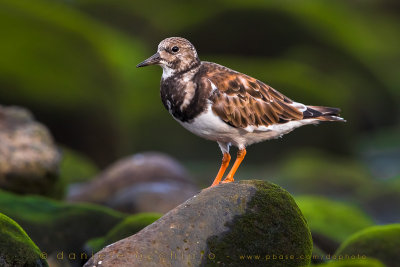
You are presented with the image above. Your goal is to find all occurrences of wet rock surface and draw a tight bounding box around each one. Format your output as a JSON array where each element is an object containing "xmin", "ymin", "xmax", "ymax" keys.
[
  {"xmin": 0, "ymin": 105, "xmax": 61, "ymax": 195},
  {"xmin": 67, "ymin": 152, "xmax": 197, "ymax": 213},
  {"xmin": 84, "ymin": 180, "xmax": 312, "ymax": 267}
]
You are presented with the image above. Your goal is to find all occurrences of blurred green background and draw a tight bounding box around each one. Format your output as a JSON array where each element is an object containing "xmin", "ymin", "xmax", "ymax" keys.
[
  {"xmin": 1, "ymin": 0, "xmax": 399, "ymax": 182},
  {"xmin": 1, "ymin": 1, "xmax": 400, "ymax": 265}
]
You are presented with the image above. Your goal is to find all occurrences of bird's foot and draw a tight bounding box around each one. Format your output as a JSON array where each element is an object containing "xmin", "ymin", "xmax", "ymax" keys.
[
  {"xmin": 221, "ymin": 177, "xmax": 234, "ymax": 184},
  {"xmin": 210, "ymin": 181, "xmax": 221, "ymax": 187}
]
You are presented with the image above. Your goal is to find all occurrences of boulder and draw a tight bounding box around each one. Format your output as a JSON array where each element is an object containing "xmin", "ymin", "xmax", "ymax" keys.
[
  {"xmin": 335, "ymin": 224, "xmax": 400, "ymax": 267},
  {"xmin": 84, "ymin": 180, "xmax": 312, "ymax": 267},
  {"xmin": 0, "ymin": 105, "xmax": 61, "ymax": 195},
  {"xmin": 0, "ymin": 189, "xmax": 126, "ymax": 266},
  {"xmin": 0, "ymin": 212, "xmax": 48, "ymax": 267},
  {"xmin": 85, "ymin": 213, "xmax": 162, "ymax": 253},
  {"xmin": 67, "ymin": 152, "xmax": 198, "ymax": 213}
]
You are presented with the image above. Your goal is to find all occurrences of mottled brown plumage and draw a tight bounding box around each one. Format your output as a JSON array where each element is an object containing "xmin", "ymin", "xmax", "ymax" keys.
[{"xmin": 204, "ymin": 63, "xmax": 305, "ymax": 128}]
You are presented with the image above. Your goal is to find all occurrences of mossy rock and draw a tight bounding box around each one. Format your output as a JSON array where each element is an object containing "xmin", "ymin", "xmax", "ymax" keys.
[
  {"xmin": 0, "ymin": 213, "xmax": 48, "ymax": 267},
  {"xmin": 314, "ymin": 258, "xmax": 385, "ymax": 266},
  {"xmin": 336, "ymin": 224, "xmax": 400, "ymax": 267},
  {"xmin": 206, "ymin": 181, "xmax": 312, "ymax": 267},
  {"xmin": 0, "ymin": 105, "xmax": 61, "ymax": 197},
  {"xmin": 295, "ymin": 195, "xmax": 373, "ymax": 256},
  {"xmin": 273, "ymin": 150, "xmax": 373, "ymax": 199},
  {"xmin": 85, "ymin": 180, "xmax": 312, "ymax": 267},
  {"xmin": 0, "ymin": 189, "xmax": 126, "ymax": 263},
  {"xmin": 85, "ymin": 213, "xmax": 161, "ymax": 253}
]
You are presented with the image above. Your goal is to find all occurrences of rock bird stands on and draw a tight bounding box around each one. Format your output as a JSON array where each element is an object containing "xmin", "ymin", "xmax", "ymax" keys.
[{"xmin": 137, "ymin": 37, "xmax": 345, "ymax": 187}]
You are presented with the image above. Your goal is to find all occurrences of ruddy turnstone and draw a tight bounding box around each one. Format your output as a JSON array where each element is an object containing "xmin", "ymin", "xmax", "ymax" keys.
[{"xmin": 137, "ymin": 37, "xmax": 345, "ymax": 187}]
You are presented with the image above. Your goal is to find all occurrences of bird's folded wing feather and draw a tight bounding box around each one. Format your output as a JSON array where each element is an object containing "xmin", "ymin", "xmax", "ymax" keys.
[{"xmin": 206, "ymin": 68, "xmax": 304, "ymax": 129}]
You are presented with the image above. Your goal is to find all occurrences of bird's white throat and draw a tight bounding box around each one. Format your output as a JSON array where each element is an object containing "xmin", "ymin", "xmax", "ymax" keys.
[{"xmin": 161, "ymin": 65, "xmax": 176, "ymax": 79}]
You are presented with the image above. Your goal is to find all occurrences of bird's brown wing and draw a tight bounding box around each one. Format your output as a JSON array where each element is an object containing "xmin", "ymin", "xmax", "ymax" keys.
[{"xmin": 205, "ymin": 65, "xmax": 304, "ymax": 129}]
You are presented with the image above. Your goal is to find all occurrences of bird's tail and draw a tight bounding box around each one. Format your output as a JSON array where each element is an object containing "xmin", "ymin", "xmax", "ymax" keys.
[{"xmin": 303, "ymin": 105, "xmax": 346, "ymax": 122}]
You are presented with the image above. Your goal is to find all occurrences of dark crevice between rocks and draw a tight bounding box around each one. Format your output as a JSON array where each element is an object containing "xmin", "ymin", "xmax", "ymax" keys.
[
  {"xmin": 312, "ymin": 232, "xmax": 340, "ymax": 255},
  {"xmin": 311, "ymin": 232, "xmax": 340, "ymax": 264}
]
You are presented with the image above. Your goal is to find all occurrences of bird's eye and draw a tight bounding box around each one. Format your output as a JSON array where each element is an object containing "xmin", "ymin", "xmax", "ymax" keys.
[{"xmin": 171, "ymin": 46, "xmax": 179, "ymax": 53}]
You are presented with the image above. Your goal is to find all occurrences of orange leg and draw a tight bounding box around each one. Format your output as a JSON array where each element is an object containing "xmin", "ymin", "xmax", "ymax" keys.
[
  {"xmin": 210, "ymin": 153, "xmax": 231, "ymax": 187},
  {"xmin": 222, "ymin": 148, "xmax": 247, "ymax": 184}
]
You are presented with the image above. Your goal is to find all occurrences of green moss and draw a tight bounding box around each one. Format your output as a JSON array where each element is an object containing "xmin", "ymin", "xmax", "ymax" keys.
[
  {"xmin": 295, "ymin": 196, "xmax": 374, "ymax": 243},
  {"xmin": 0, "ymin": 189, "xmax": 126, "ymax": 257},
  {"xmin": 314, "ymin": 258, "xmax": 385, "ymax": 267},
  {"xmin": 205, "ymin": 180, "xmax": 312, "ymax": 267},
  {"xmin": 0, "ymin": 213, "xmax": 48, "ymax": 267},
  {"xmin": 86, "ymin": 213, "xmax": 161, "ymax": 253},
  {"xmin": 336, "ymin": 224, "xmax": 400, "ymax": 267}
]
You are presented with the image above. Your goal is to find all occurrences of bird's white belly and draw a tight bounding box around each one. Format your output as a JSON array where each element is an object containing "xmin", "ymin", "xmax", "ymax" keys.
[
  {"xmin": 175, "ymin": 105, "xmax": 319, "ymax": 148},
  {"xmin": 176, "ymin": 105, "xmax": 241, "ymax": 143}
]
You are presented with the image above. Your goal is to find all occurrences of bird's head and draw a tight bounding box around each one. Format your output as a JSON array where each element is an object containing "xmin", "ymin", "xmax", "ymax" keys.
[{"xmin": 137, "ymin": 37, "xmax": 200, "ymax": 78}]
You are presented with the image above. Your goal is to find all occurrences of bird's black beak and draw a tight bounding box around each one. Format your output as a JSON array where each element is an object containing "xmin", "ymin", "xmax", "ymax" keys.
[{"xmin": 136, "ymin": 52, "xmax": 161, "ymax": 68}]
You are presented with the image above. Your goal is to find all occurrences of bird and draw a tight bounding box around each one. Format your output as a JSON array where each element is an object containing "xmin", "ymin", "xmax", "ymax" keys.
[{"xmin": 137, "ymin": 37, "xmax": 345, "ymax": 187}]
